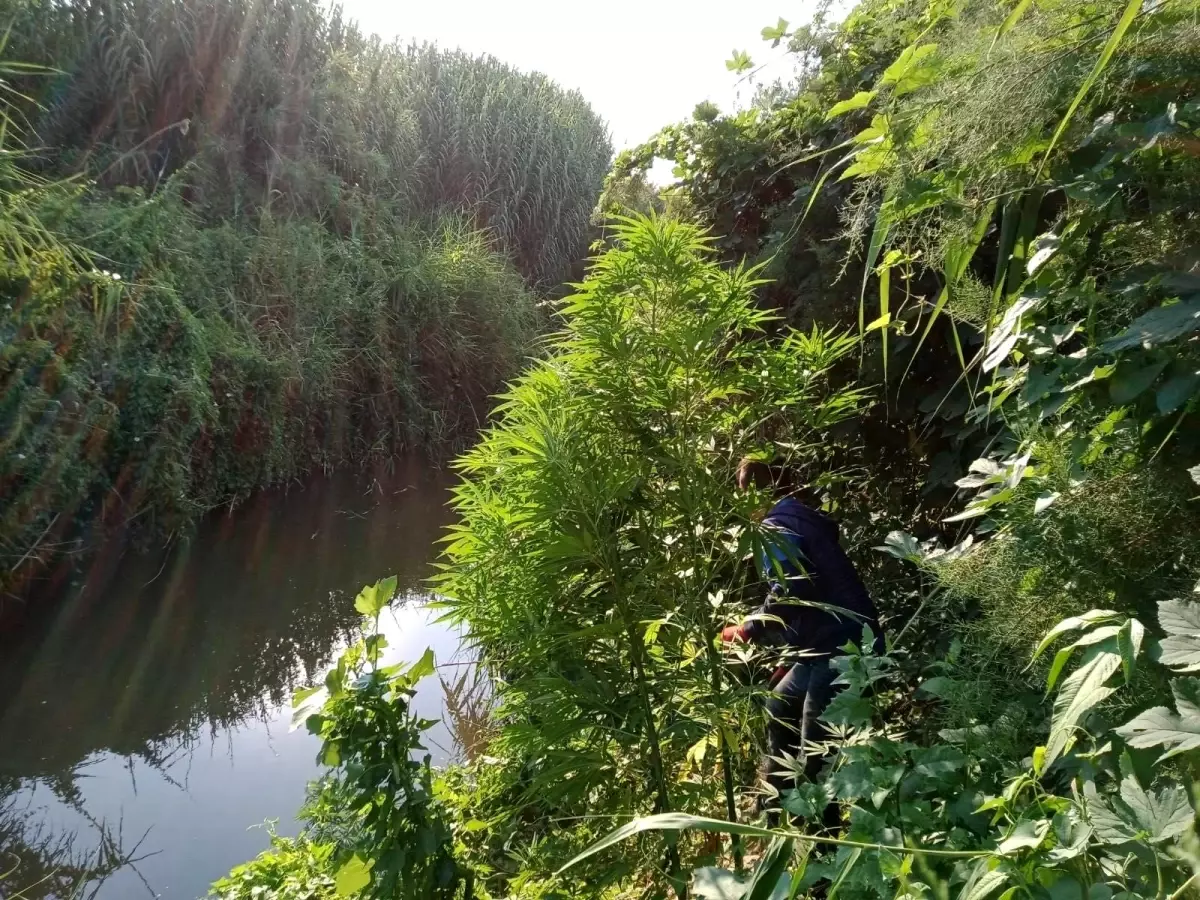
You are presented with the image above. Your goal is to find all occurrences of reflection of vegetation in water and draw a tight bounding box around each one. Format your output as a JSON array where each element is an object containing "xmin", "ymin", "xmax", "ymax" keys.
[
  {"xmin": 0, "ymin": 468, "xmax": 452, "ymax": 792},
  {"xmin": 0, "ymin": 777, "xmax": 155, "ymax": 899}
]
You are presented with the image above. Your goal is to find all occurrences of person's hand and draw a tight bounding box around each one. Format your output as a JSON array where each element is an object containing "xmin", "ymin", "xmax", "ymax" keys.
[{"xmin": 720, "ymin": 624, "xmax": 746, "ymax": 644}]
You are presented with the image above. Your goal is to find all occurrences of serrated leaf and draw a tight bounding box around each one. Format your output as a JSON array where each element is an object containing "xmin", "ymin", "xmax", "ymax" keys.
[
  {"xmin": 1102, "ymin": 297, "xmax": 1200, "ymax": 352},
  {"xmin": 1088, "ymin": 775, "xmax": 1194, "ymax": 845},
  {"xmin": 1119, "ymin": 777, "xmax": 1194, "ymax": 843},
  {"xmin": 1160, "ymin": 598, "xmax": 1200, "ymax": 671},
  {"xmin": 1116, "ymin": 677, "xmax": 1200, "ymax": 761},
  {"xmin": 784, "ymin": 782, "xmax": 834, "ymax": 819},
  {"xmin": 1046, "ymin": 644, "xmax": 1122, "ymax": 764},
  {"xmin": 827, "ymin": 91, "xmax": 876, "ymax": 120},
  {"xmin": 875, "ymin": 530, "xmax": 921, "ymax": 561},
  {"xmin": 726, "ymin": 49, "xmax": 753, "ymax": 73},
  {"xmin": 959, "ymin": 862, "xmax": 1007, "ymax": 900}
]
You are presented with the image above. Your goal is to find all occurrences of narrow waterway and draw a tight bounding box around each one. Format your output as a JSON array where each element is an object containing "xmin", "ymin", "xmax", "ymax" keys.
[{"xmin": 0, "ymin": 459, "xmax": 466, "ymax": 899}]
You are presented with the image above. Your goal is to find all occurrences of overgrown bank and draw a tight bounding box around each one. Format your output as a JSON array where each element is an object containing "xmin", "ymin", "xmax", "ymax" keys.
[
  {"xmin": 202, "ymin": 0, "xmax": 1200, "ymax": 897},
  {"xmin": 0, "ymin": 0, "xmax": 612, "ymax": 605}
]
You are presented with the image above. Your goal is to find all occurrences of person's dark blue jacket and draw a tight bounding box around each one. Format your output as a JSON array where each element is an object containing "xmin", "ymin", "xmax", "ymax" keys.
[{"xmin": 741, "ymin": 497, "xmax": 884, "ymax": 656}]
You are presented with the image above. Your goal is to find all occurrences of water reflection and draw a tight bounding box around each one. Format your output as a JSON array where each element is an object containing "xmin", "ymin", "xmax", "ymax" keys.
[{"xmin": 0, "ymin": 460, "xmax": 460, "ymax": 899}]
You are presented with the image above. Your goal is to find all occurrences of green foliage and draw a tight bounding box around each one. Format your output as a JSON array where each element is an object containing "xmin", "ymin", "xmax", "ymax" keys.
[
  {"xmin": 2, "ymin": 0, "xmax": 611, "ymax": 288},
  {"xmin": 210, "ymin": 830, "xmax": 338, "ymax": 900},
  {"xmin": 566, "ymin": 600, "xmax": 1199, "ymax": 900},
  {"xmin": 436, "ymin": 215, "xmax": 868, "ymax": 895}
]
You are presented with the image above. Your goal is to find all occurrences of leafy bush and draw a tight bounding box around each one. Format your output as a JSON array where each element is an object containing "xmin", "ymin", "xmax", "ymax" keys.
[
  {"xmin": 435, "ymin": 215, "xmax": 870, "ymax": 895},
  {"xmin": 566, "ymin": 594, "xmax": 1199, "ymax": 900}
]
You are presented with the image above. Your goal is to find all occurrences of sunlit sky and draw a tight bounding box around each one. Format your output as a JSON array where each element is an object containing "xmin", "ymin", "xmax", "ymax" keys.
[{"xmin": 338, "ymin": 1, "xmax": 822, "ymax": 151}]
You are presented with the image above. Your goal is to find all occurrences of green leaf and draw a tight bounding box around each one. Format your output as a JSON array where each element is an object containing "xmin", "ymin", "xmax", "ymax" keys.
[
  {"xmin": 335, "ymin": 854, "xmax": 372, "ymax": 896},
  {"xmin": 1116, "ymin": 619, "xmax": 1144, "ymax": 684},
  {"xmin": 1159, "ymin": 598, "xmax": 1200, "ymax": 672},
  {"xmin": 761, "ymin": 18, "xmax": 789, "ymax": 45},
  {"xmin": 997, "ymin": 819, "xmax": 1050, "ymax": 854},
  {"xmin": 827, "ymin": 91, "xmax": 876, "ymax": 120},
  {"xmin": 959, "ymin": 861, "xmax": 1008, "ymax": 900},
  {"xmin": 557, "ymin": 814, "xmax": 781, "ymax": 874},
  {"xmin": 991, "ymin": 0, "xmax": 1035, "ymax": 52},
  {"xmin": 1108, "ymin": 360, "xmax": 1168, "ymax": 405},
  {"xmin": 1102, "ymin": 297, "xmax": 1200, "ymax": 352},
  {"xmin": 1116, "ymin": 677, "xmax": 1200, "ymax": 761},
  {"xmin": 726, "ymin": 50, "xmax": 753, "ymax": 73},
  {"xmin": 1157, "ymin": 371, "xmax": 1200, "ymax": 414},
  {"xmin": 875, "ymin": 530, "xmax": 921, "ymax": 561},
  {"xmin": 407, "ymin": 647, "xmax": 436, "ymax": 681},
  {"xmin": 1046, "ymin": 643, "xmax": 1122, "ymax": 764},
  {"xmin": 1087, "ymin": 775, "xmax": 1194, "ymax": 844},
  {"xmin": 355, "ymin": 575, "xmax": 398, "ymax": 617},
  {"xmin": 784, "ymin": 782, "xmax": 834, "ymax": 820},
  {"xmin": 745, "ymin": 836, "xmax": 794, "ymax": 900},
  {"xmin": 822, "ymin": 689, "xmax": 874, "ymax": 727},
  {"xmin": 1031, "ymin": 610, "xmax": 1121, "ymax": 663},
  {"xmin": 1036, "ymin": 0, "xmax": 1143, "ymax": 180},
  {"xmin": 880, "ymin": 44, "xmax": 939, "ymax": 95}
]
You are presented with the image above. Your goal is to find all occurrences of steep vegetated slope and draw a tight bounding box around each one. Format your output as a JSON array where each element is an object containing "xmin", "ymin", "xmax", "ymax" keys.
[{"xmin": 0, "ymin": 0, "xmax": 611, "ymax": 604}]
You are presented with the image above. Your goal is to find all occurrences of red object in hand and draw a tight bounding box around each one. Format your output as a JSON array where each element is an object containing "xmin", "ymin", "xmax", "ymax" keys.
[{"xmin": 720, "ymin": 624, "xmax": 747, "ymax": 644}]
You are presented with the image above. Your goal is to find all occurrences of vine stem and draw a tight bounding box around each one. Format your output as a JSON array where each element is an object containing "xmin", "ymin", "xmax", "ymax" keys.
[{"xmin": 1165, "ymin": 869, "xmax": 1196, "ymax": 900}]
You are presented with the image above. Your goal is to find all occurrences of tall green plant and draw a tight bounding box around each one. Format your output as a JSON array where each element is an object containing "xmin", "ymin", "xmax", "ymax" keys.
[{"xmin": 436, "ymin": 216, "xmax": 869, "ymax": 895}]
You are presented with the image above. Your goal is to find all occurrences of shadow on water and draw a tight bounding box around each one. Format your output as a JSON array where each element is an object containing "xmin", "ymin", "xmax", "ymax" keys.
[{"xmin": 0, "ymin": 458, "xmax": 462, "ymax": 899}]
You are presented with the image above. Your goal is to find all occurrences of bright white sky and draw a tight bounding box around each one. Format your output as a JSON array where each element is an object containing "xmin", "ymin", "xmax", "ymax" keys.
[{"xmin": 338, "ymin": 1, "xmax": 822, "ymax": 150}]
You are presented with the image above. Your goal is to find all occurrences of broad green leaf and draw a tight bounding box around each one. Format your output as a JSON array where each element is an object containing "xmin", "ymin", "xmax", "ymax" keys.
[
  {"xmin": 875, "ymin": 530, "xmax": 921, "ymax": 561},
  {"xmin": 1033, "ymin": 491, "xmax": 1060, "ymax": 515},
  {"xmin": 290, "ymin": 685, "xmax": 329, "ymax": 733},
  {"xmin": 784, "ymin": 782, "xmax": 834, "ymax": 820},
  {"xmin": 959, "ymin": 862, "xmax": 1007, "ymax": 900},
  {"xmin": 1046, "ymin": 644, "xmax": 1122, "ymax": 764},
  {"xmin": 880, "ymin": 44, "xmax": 938, "ymax": 93},
  {"xmin": 1026, "ymin": 233, "xmax": 1060, "ymax": 275},
  {"xmin": 1087, "ymin": 775, "xmax": 1194, "ymax": 844},
  {"xmin": 1108, "ymin": 360, "xmax": 1168, "ymax": 405},
  {"xmin": 1159, "ymin": 598, "xmax": 1200, "ymax": 671},
  {"xmin": 761, "ymin": 18, "xmax": 789, "ymax": 44},
  {"xmin": 1157, "ymin": 372, "xmax": 1200, "ymax": 414},
  {"xmin": 1102, "ymin": 297, "xmax": 1200, "ymax": 352},
  {"xmin": 745, "ymin": 836, "xmax": 795, "ymax": 900},
  {"xmin": 918, "ymin": 676, "xmax": 958, "ymax": 700},
  {"xmin": 997, "ymin": 819, "xmax": 1049, "ymax": 854},
  {"xmin": 1031, "ymin": 610, "xmax": 1120, "ymax": 663},
  {"xmin": 1036, "ymin": 0, "xmax": 1143, "ymax": 180},
  {"xmin": 822, "ymin": 689, "xmax": 873, "ymax": 727},
  {"xmin": 827, "ymin": 91, "xmax": 876, "ymax": 120},
  {"xmin": 1116, "ymin": 677, "xmax": 1200, "ymax": 761},
  {"xmin": 355, "ymin": 575, "xmax": 397, "ymax": 617},
  {"xmin": 335, "ymin": 854, "xmax": 372, "ymax": 896},
  {"xmin": 408, "ymin": 647, "xmax": 436, "ymax": 681}
]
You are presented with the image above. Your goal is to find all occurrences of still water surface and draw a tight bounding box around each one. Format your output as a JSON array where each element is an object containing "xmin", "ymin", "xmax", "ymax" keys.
[{"xmin": 0, "ymin": 460, "xmax": 464, "ymax": 899}]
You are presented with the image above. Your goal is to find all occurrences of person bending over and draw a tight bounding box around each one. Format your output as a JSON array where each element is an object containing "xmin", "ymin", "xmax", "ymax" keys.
[{"xmin": 721, "ymin": 458, "xmax": 884, "ymax": 805}]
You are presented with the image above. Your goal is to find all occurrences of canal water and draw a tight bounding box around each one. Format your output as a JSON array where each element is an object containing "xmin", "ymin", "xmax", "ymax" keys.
[{"xmin": 0, "ymin": 459, "xmax": 467, "ymax": 899}]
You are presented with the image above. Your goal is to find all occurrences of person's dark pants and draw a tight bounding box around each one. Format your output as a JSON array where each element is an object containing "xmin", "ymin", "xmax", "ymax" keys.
[{"xmin": 762, "ymin": 659, "xmax": 839, "ymax": 799}]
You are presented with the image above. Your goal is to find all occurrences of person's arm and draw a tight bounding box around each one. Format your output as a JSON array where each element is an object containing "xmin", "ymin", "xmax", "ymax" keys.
[{"xmin": 738, "ymin": 529, "xmax": 806, "ymax": 645}]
